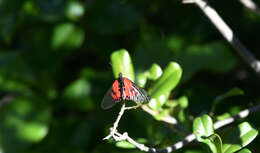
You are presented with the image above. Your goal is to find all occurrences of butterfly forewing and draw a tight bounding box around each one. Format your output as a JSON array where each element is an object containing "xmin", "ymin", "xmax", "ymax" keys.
[
  {"xmin": 132, "ymin": 81, "xmax": 150, "ymax": 103},
  {"xmin": 101, "ymin": 87, "xmax": 117, "ymax": 110},
  {"xmin": 123, "ymin": 78, "xmax": 150, "ymax": 103}
]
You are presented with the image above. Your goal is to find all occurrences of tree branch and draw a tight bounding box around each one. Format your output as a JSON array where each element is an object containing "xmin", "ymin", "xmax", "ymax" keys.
[
  {"xmin": 109, "ymin": 103, "xmax": 260, "ymax": 153},
  {"xmin": 182, "ymin": 0, "xmax": 260, "ymax": 76},
  {"xmin": 239, "ymin": 0, "xmax": 260, "ymax": 15}
]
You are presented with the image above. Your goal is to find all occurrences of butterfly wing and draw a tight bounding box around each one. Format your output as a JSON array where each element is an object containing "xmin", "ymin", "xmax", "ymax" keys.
[
  {"xmin": 101, "ymin": 87, "xmax": 116, "ymax": 110},
  {"xmin": 131, "ymin": 81, "xmax": 150, "ymax": 103},
  {"xmin": 123, "ymin": 78, "xmax": 150, "ymax": 103},
  {"xmin": 101, "ymin": 80, "xmax": 122, "ymax": 109}
]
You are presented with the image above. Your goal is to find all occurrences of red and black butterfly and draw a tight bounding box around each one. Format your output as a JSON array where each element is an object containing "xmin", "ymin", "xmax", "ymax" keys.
[{"xmin": 101, "ymin": 73, "xmax": 150, "ymax": 109}]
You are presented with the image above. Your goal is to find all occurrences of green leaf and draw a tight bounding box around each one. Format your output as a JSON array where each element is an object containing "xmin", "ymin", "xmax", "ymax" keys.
[
  {"xmin": 165, "ymin": 96, "xmax": 189, "ymax": 122},
  {"xmin": 176, "ymin": 96, "xmax": 189, "ymax": 108},
  {"xmin": 193, "ymin": 114, "xmax": 214, "ymax": 141},
  {"xmin": 222, "ymin": 122, "xmax": 258, "ymax": 153},
  {"xmin": 216, "ymin": 113, "xmax": 231, "ymax": 121},
  {"xmin": 211, "ymin": 88, "xmax": 244, "ymax": 114},
  {"xmin": 148, "ymin": 92, "xmax": 170, "ymax": 110},
  {"xmin": 153, "ymin": 109, "xmax": 169, "ymax": 121},
  {"xmin": 115, "ymin": 138, "xmax": 147, "ymax": 149},
  {"xmin": 23, "ymin": 0, "xmax": 38, "ymax": 15},
  {"xmin": 236, "ymin": 148, "xmax": 251, "ymax": 153},
  {"xmin": 111, "ymin": 49, "xmax": 135, "ymax": 81},
  {"xmin": 116, "ymin": 141, "xmax": 136, "ymax": 149},
  {"xmin": 193, "ymin": 114, "xmax": 216, "ymax": 153},
  {"xmin": 137, "ymin": 73, "xmax": 147, "ymax": 87},
  {"xmin": 0, "ymin": 96, "xmax": 51, "ymax": 143},
  {"xmin": 150, "ymin": 62, "xmax": 182, "ymax": 98},
  {"xmin": 137, "ymin": 63, "xmax": 162, "ymax": 87},
  {"xmin": 62, "ymin": 77, "xmax": 94, "ymax": 110},
  {"xmin": 52, "ymin": 23, "xmax": 85, "ymax": 50},
  {"xmin": 207, "ymin": 134, "xmax": 223, "ymax": 153},
  {"xmin": 147, "ymin": 63, "xmax": 163, "ymax": 80},
  {"xmin": 63, "ymin": 78, "xmax": 91, "ymax": 100},
  {"xmin": 214, "ymin": 88, "xmax": 244, "ymax": 104},
  {"xmin": 176, "ymin": 42, "xmax": 237, "ymax": 81}
]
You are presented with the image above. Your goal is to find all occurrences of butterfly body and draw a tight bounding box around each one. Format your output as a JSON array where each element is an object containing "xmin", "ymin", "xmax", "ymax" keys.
[{"xmin": 101, "ymin": 73, "xmax": 149, "ymax": 109}]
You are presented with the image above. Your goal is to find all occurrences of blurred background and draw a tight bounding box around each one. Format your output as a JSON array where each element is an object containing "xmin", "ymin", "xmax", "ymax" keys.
[{"xmin": 0, "ymin": 0, "xmax": 260, "ymax": 153}]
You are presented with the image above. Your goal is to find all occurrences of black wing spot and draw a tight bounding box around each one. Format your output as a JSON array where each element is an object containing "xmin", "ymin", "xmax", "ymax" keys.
[
  {"xmin": 130, "ymin": 87, "xmax": 135, "ymax": 93},
  {"xmin": 111, "ymin": 89, "xmax": 116, "ymax": 96}
]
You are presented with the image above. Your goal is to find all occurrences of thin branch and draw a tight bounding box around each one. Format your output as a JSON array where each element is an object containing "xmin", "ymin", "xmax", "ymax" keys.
[
  {"xmin": 239, "ymin": 0, "xmax": 260, "ymax": 15},
  {"xmin": 112, "ymin": 103, "xmax": 260, "ymax": 153},
  {"xmin": 182, "ymin": 0, "xmax": 260, "ymax": 76},
  {"xmin": 103, "ymin": 102, "xmax": 126, "ymax": 140},
  {"xmin": 103, "ymin": 103, "xmax": 144, "ymax": 141}
]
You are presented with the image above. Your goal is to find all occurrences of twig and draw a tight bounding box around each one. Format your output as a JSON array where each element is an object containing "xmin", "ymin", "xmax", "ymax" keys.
[
  {"xmin": 103, "ymin": 102, "xmax": 126, "ymax": 140},
  {"xmin": 112, "ymin": 103, "xmax": 260, "ymax": 153},
  {"xmin": 103, "ymin": 102, "xmax": 144, "ymax": 140},
  {"xmin": 182, "ymin": 0, "xmax": 260, "ymax": 76},
  {"xmin": 239, "ymin": 0, "xmax": 260, "ymax": 15}
]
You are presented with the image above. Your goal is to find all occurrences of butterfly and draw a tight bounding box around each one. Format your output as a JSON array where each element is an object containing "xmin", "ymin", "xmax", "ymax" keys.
[{"xmin": 101, "ymin": 73, "xmax": 150, "ymax": 109}]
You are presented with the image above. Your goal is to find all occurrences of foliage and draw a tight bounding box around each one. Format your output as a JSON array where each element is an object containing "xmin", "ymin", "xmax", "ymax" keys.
[
  {"xmin": 193, "ymin": 115, "xmax": 258, "ymax": 153},
  {"xmin": 0, "ymin": 0, "xmax": 260, "ymax": 153}
]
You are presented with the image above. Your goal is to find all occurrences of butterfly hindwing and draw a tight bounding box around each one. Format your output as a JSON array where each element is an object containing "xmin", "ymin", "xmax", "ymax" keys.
[
  {"xmin": 101, "ymin": 87, "xmax": 116, "ymax": 110},
  {"xmin": 101, "ymin": 80, "xmax": 122, "ymax": 110}
]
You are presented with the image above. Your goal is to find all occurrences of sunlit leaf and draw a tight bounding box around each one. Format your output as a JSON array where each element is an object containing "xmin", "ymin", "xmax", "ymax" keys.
[
  {"xmin": 111, "ymin": 49, "xmax": 135, "ymax": 81},
  {"xmin": 207, "ymin": 134, "xmax": 223, "ymax": 153},
  {"xmin": 116, "ymin": 141, "xmax": 136, "ymax": 149},
  {"xmin": 137, "ymin": 63, "xmax": 162, "ymax": 87},
  {"xmin": 137, "ymin": 73, "xmax": 147, "ymax": 87},
  {"xmin": 147, "ymin": 63, "xmax": 163, "ymax": 80},
  {"xmin": 150, "ymin": 62, "xmax": 182, "ymax": 98},
  {"xmin": 153, "ymin": 109, "xmax": 169, "ymax": 121},
  {"xmin": 216, "ymin": 113, "xmax": 231, "ymax": 121},
  {"xmin": 115, "ymin": 138, "xmax": 147, "ymax": 149},
  {"xmin": 222, "ymin": 122, "xmax": 258, "ymax": 153},
  {"xmin": 236, "ymin": 148, "xmax": 251, "ymax": 153},
  {"xmin": 193, "ymin": 114, "xmax": 217, "ymax": 153},
  {"xmin": 148, "ymin": 92, "xmax": 170, "ymax": 110}
]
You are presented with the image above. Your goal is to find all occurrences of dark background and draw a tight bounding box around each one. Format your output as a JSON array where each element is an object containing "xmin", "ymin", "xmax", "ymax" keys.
[{"xmin": 0, "ymin": 0, "xmax": 259, "ymax": 153}]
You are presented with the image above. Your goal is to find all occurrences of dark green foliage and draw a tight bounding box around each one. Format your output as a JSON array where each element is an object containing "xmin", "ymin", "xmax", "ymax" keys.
[{"xmin": 0, "ymin": 0, "xmax": 260, "ymax": 153}]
